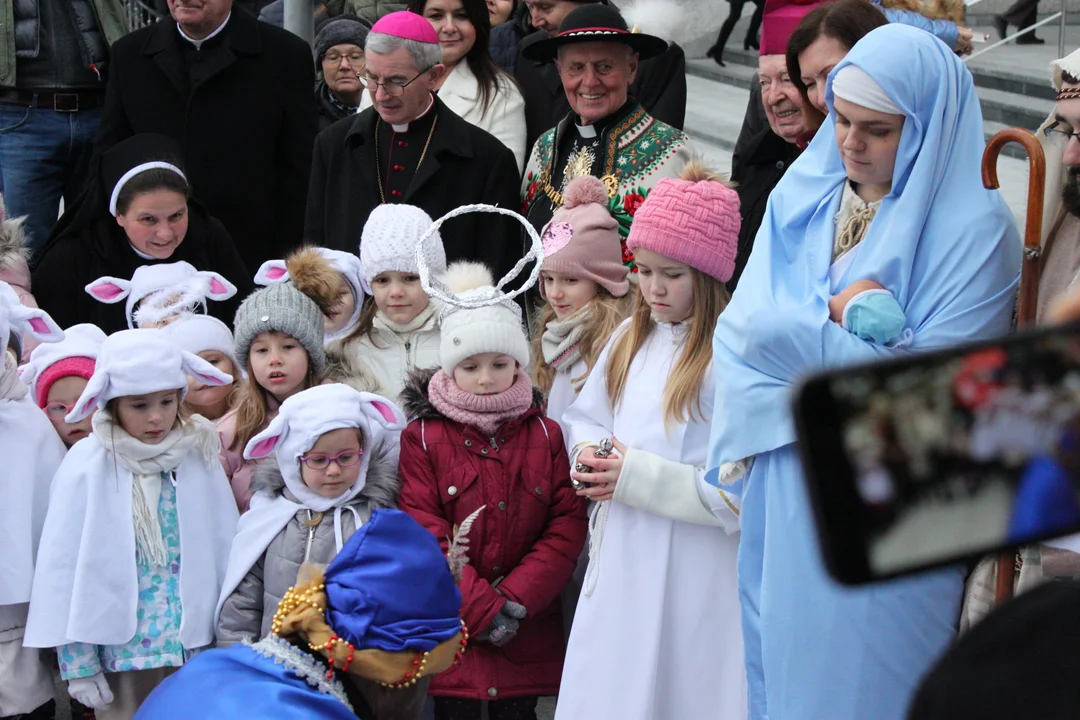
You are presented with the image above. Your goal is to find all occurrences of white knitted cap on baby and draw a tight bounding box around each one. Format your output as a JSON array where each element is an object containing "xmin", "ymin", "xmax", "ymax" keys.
[{"xmin": 359, "ymin": 204, "xmax": 447, "ymax": 292}]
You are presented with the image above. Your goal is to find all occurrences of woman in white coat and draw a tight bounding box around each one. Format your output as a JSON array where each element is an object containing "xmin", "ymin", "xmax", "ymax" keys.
[{"xmin": 366, "ymin": 0, "xmax": 527, "ymax": 170}]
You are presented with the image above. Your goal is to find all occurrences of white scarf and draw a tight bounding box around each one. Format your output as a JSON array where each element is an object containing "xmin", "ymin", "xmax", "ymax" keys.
[
  {"xmin": 92, "ymin": 411, "xmax": 220, "ymax": 567},
  {"xmin": 373, "ymin": 300, "xmax": 440, "ymax": 335}
]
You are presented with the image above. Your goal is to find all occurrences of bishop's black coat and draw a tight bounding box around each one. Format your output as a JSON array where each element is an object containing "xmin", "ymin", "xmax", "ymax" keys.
[
  {"xmin": 304, "ymin": 95, "xmax": 524, "ymax": 282},
  {"xmin": 514, "ymin": 32, "xmax": 688, "ymax": 154},
  {"xmin": 95, "ymin": 9, "xmax": 318, "ymax": 269}
]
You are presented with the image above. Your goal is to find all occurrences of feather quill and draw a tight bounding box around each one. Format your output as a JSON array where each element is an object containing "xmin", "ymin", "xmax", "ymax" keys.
[{"xmin": 447, "ymin": 505, "xmax": 486, "ymax": 583}]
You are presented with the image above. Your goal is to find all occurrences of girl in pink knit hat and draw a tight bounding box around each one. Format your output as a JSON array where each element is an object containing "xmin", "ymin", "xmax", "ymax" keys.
[
  {"xmin": 530, "ymin": 176, "xmax": 632, "ymax": 427},
  {"xmin": 556, "ymin": 159, "xmax": 747, "ymax": 720},
  {"xmin": 21, "ymin": 323, "xmax": 108, "ymax": 448}
]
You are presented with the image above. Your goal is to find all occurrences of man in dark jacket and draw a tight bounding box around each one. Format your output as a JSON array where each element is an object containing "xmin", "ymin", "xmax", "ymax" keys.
[
  {"xmin": 0, "ymin": 0, "xmax": 128, "ymax": 259},
  {"xmin": 96, "ymin": 0, "xmax": 317, "ymax": 268},
  {"xmin": 305, "ymin": 11, "xmax": 522, "ymax": 280},
  {"xmin": 513, "ymin": 0, "xmax": 686, "ymax": 153}
]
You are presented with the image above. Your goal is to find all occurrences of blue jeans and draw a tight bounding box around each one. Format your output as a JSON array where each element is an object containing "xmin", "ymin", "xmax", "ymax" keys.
[{"xmin": 0, "ymin": 101, "xmax": 101, "ymax": 259}]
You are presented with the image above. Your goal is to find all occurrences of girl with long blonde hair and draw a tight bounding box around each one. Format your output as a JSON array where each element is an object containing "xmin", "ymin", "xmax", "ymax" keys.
[
  {"xmin": 555, "ymin": 161, "xmax": 747, "ymax": 720},
  {"xmin": 530, "ymin": 175, "xmax": 632, "ymax": 426}
]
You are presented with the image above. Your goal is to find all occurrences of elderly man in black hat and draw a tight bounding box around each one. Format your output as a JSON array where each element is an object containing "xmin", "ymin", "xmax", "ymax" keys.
[
  {"xmin": 513, "ymin": 0, "xmax": 686, "ymax": 153},
  {"xmin": 519, "ymin": 4, "xmax": 690, "ymax": 271}
]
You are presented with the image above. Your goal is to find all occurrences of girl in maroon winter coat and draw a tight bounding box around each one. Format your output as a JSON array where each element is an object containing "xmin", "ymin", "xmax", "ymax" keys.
[{"xmin": 398, "ymin": 260, "xmax": 587, "ymax": 720}]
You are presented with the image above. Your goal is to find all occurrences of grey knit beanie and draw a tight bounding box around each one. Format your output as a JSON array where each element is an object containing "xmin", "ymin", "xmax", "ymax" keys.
[
  {"xmin": 314, "ymin": 15, "xmax": 371, "ymax": 61},
  {"xmin": 233, "ymin": 283, "xmax": 327, "ymax": 377}
]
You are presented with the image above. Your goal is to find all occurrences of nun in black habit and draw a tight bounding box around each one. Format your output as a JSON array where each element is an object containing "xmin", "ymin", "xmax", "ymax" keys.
[{"xmin": 31, "ymin": 134, "xmax": 253, "ymax": 335}]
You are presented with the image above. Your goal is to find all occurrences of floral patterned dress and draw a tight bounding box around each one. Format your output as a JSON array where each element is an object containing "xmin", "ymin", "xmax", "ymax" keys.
[
  {"xmin": 521, "ymin": 102, "xmax": 690, "ymax": 273},
  {"xmin": 59, "ymin": 472, "xmax": 197, "ymax": 680}
]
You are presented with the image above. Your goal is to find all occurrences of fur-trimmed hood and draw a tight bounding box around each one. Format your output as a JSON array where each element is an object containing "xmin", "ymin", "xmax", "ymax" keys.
[
  {"xmin": 400, "ymin": 367, "xmax": 544, "ymax": 421},
  {"xmin": 249, "ymin": 435, "xmax": 400, "ymax": 511}
]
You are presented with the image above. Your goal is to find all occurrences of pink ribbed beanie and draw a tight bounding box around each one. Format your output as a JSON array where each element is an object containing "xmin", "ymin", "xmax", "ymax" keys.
[
  {"xmin": 35, "ymin": 356, "xmax": 96, "ymax": 409},
  {"xmin": 626, "ymin": 171, "xmax": 740, "ymax": 282},
  {"xmin": 541, "ymin": 176, "xmax": 629, "ymax": 298}
]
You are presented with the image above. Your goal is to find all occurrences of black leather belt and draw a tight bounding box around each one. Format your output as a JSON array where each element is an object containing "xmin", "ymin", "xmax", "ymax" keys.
[{"xmin": 0, "ymin": 89, "xmax": 104, "ymax": 112}]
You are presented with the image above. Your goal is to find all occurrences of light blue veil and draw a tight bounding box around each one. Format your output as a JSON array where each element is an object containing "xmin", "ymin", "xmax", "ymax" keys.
[{"xmin": 708, "ymin": 23, "xmax": 1021, "ymax": 472}]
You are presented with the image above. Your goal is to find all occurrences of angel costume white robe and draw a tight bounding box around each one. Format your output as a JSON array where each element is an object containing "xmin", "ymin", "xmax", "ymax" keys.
[
  {"xmin": 555, "ymin": 321, "xmax": 746, "ymax": 720},
  {"xmin": 0, "ymin": 387, "xmax": 66, "ymax": 715}
]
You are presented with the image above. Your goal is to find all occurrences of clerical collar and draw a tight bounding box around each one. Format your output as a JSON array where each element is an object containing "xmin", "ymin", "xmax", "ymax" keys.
[
  {"xmin": 575, "ymin": 123, "xmax": 597, "ymax": 138},
  {"xmin": 573, "ymin": 99, "xmax": 638, "ymax": 139},
  {"xmin": 390, "ymin": 95, "xmax": 435, "ymax": 133},
  {"xmin": 177, "ymin": 12, "xmax": 231, "ymax": 50}
]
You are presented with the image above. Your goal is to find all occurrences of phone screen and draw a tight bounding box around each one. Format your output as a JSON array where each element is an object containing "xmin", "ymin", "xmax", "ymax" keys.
[{"xmin": 796, "ymin": 322, "xmax": 1080, "ymax": 584}]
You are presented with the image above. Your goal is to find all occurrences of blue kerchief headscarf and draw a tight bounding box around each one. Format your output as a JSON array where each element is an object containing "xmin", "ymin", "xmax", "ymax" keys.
[
  {"xmin": 708, "ymin": 23, "xmax": 1021, "ymax": 474},
  {"xmin": 324, "ymin": 508, "xmax": 463, "ymax": 652}
]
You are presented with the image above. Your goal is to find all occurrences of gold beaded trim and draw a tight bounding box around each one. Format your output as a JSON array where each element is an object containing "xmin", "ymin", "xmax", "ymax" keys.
[
  {"xmin": 271, "ymin": 582, "xmax": 326, "ymax": 637},
  {"xmin": 379, "ymin": 619, "xmax": 470, "ymax": 689}
]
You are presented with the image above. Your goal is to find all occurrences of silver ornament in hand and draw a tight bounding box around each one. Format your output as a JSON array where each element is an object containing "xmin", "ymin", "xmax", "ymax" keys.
[{"xmin": 571, "ymin": 438, "xmax": 614, "ymax": 490}]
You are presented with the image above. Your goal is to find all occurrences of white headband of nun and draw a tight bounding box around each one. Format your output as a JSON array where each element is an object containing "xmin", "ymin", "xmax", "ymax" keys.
[
  {"xmin": 832, "ymin": 64, "xmax": 903, "ymax": 117},
  {"xmin": 109, "ymin": 162, "xmax": 188, "ymax": 216}
]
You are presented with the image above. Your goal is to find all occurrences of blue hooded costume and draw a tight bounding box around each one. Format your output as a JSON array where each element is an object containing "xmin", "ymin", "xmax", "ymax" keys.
[
  {"xmin": 133, "ymin": 509, "xmax": 463, "ymax": 719},
  {"xmin": 707, "ymin": 25, "xmax": 1021, "ymax": 720}
]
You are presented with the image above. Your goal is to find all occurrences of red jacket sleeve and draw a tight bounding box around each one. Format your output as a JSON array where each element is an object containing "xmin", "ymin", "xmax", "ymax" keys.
[
  {"xmin": 397, "ymin": 421, "xmax": 506, "ymax": 636},
  {"xmin": 496, "ymin": 419, "xmax": 587, "ymax": 614}
]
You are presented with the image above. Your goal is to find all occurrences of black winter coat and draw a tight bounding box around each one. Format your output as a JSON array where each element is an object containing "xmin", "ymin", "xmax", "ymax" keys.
[
  {"xmin": 489, "ymin": 5, "xmax": 534, "ymax": 75},
  {"xmin": 728, "ymin": 126, "xmax": 800, "ymax": 292},
  {"xmin": 95, "ymin": 10, "xmax": 318, "ymax": 269},
  {"xmin": 514, "ymin": 32, "xmax": 688, "ymax": 153},
  {"xmin": 31, "ymin": 202, "xmax": 254, "ymax": 335},
  {"xmin": 304, "ymin": 95, "xmax": 524, "ymax": 282}
]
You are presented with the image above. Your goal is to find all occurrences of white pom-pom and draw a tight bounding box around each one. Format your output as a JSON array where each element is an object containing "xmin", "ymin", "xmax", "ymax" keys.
[{"xmin": 440, "ymin": 261, "xmax": 494, "ymax": 295}]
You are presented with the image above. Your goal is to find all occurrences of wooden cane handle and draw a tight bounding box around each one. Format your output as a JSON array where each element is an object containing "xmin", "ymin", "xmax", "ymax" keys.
[{"xmin": 982, "ymin": 128, "xmax": 1046, "ymax": 328}]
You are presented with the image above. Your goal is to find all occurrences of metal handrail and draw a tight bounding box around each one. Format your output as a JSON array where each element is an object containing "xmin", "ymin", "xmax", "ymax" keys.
[{"xmin": 964, "ymin": 0, "xmax": 1067, "ymax": 62}]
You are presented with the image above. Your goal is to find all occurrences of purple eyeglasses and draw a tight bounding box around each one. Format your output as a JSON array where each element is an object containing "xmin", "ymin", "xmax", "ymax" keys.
[{"xmin": 299, "ymin": 449, "xmax": 363, "ymax": 471}]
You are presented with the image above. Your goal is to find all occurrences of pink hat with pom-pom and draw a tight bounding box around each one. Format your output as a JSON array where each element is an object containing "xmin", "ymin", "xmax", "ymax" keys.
[
  {"xmin": 626, "ymin": 162, "xmax": 740, "ymax": 283},
  {"xmin": 370, "ymin": 11, "xmax": 439, "ymax": 44},
  {"xmin": 540, "ymin": 176, "xmax": 629, "ymax": 298}
]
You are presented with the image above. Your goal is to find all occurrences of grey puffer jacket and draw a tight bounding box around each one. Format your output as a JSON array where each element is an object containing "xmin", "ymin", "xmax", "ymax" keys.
[{"xmin": 216, "ymin": 447, "xmax": 399, "ymax": 645}]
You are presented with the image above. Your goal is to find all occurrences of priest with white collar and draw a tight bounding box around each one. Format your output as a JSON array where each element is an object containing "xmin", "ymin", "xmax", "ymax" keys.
[
  {"xmin": 305, "ymin": 11, "xmax": 522, "ymax": 279},
  {"xmin": 518, "ymin": 4, "xmax": 691, "ymax": 273},
  {"xmin": 95, "ymin": 0, "xmax": 318, "ymax": 270}
]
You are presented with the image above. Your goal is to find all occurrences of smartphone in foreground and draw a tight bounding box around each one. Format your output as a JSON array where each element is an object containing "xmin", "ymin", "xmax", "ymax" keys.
[{"xmin": 795, "ymin": 321, "xmax": 1080, "ymax": 585}]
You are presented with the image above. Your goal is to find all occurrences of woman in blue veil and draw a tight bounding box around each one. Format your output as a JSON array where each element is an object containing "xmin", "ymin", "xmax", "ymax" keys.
[{"xmin": 708, "ymin": 24, "xmax": 1021, "ymax": 720}]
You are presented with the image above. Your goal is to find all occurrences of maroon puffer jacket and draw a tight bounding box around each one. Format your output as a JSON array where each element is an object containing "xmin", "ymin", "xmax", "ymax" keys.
[{"xmin": 398, "ymin": 370, "xmax": 587, "ymax": 700}]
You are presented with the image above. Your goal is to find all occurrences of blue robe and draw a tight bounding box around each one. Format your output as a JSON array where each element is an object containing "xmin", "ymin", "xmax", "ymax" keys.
[
  {"xmin": 707, "ymin": 25, "xmax": 1022, "ymax": 720},
  {"xmin": 133, "ymin": 637, "xmax": 364, "ymax": 720}
]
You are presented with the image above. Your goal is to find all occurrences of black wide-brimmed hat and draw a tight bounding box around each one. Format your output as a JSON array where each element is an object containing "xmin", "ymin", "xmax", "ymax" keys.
[{"xmin": 521, "ymin": 4, "xmax": 669, "ymax": 63}]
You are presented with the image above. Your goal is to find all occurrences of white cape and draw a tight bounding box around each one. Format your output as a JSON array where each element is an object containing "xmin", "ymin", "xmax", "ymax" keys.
[
  {"xmin": 0, "ymin": 393, "xmax": 65, "ymax": 606},
  {"xmin": 556, "ymin": 321, "xmax": 746, "ymax": 720},
  {"xmin": 24, "ymin": 435, "xmax": 239, "ymax": 648}
]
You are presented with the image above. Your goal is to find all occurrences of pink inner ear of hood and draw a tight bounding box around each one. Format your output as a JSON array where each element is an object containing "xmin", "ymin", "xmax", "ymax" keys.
[
  {"xmin": 92, "ymin": 283, "xmax": 126, "ymax": 301},
  {"xmin": 249, "ymin": 435, "xmax": 279, "ymax": 458},
  {"xmin": 266, "ymin": 266, "xmax": 288, "ymax": 280},
  {"xmin": 209, "ymin": 277, "xmax": 229, "ymax": 294}
]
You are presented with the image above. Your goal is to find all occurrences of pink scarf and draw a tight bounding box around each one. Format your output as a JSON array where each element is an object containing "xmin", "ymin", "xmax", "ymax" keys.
[{"xmin": 427, "ymin": 370, "xmax": 534, "ymax": 436}]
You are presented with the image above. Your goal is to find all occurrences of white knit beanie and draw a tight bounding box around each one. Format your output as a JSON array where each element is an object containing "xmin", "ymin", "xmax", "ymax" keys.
[
  {"xmin": 437, "ymin": 263, "xmax": 530, "ymax": 373},
  {"xmin": 360, "ymin": 204, "xmax": 447, "ymax": 292},
  {"xmin": 413, "ymin": 204, "xmax": 546, "ymax": 374}
]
